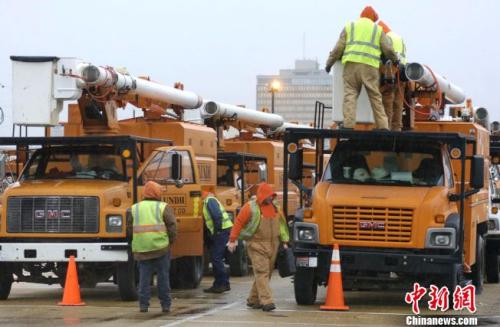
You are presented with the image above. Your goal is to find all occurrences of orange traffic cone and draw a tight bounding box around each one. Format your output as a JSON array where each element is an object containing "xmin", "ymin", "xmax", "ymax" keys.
[
  {"xmin": 58, "ymin": 255, "xmax": 85, "ymax": 306},
  {"xmin": 320, "ymin": 244, "xmax": 349, "ymax": 311}
]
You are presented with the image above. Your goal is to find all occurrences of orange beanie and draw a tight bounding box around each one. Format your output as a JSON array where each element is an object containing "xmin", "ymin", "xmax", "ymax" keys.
[
  {"xmin": 144, "ymin": 181, "xmax": 162, "ymax": 200},
  {"xmin": 378, "ymin": 20, "xmax": 391, "ymax": 33},
  {"xmin": 360, "ymin": 6, "xmax": 378, "ymax": 22}
]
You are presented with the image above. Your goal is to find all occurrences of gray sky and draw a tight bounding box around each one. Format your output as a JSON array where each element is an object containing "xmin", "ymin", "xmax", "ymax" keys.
[{"xmin": 0, "ymin": 0, "xmax": 499, "ymax": 136}]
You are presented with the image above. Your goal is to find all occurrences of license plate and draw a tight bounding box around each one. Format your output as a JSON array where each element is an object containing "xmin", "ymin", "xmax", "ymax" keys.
[{"xmin": 296, "ymin": 256, "xmax": 318, "ymax": 267}]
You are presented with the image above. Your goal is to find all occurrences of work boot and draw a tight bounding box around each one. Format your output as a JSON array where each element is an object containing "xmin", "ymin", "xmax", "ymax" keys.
[
  {"xmin": 139, "ymin": 307, "xmax": 148, "ymax": 313},
  {"xmin": 203, "ymin": 285, "xmax": 230, "ymax": 293},
  {"xmin": 246, "ymin": 300, "xmax": 263, "ymax": 309},
  {"xmin": 162, "ymin": 307, "xmax": 170, "ymax": 313},
  {"xmin": 262, "ymin": 303, "xmax": 276, "ymax": 312}
]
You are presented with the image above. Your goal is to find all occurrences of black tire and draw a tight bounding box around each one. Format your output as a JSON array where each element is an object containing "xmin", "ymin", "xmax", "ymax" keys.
[
  {"xmin": 469, "ymin": 235, "xmax": 486, "ymax": 294},
  {"xmin": 0, "ymin": 266, "xmax": 13, "ymax": 300},
  {"xmin": 443, "ymin": 263, "xmax": 461, "ymax": 304},
  {"xmin": 171, "ymin": 256, "xmax": 203, "ymax": 289},
  {"xmin": 228, "ymin": 240, "xmax": 249, "ymax": 277},
  {"xmin": 116, "ymin": 259, "xmax": 138, "ymax": 301},
  {"xmin": 486, "ymin": 250, "xmax": 499, "ymax": 283},
  {"xmin": 294, "ymin": 267, "xmax": 317, "ymax": 305}
]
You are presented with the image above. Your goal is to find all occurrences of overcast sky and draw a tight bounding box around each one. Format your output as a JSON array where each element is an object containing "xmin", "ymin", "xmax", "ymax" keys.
[{"xmin": 0, "ymin": 0, "xmax": 498, "ymax": 136}]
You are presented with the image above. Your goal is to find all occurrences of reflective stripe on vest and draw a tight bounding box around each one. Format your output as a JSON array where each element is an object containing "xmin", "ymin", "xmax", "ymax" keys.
[
  {"xmin": 203, "ymin": 196, "xmax": 233, "ymax": 235},
  {"xmin": 342, "ymin": 18, "xmax": 382, "ymax": 68},
  {"xmin": 387, "ymin": 31, "xmax": 407, "ymax": 64},
  {"xmin": 131, "ymin": 200, "xmax": 169, "ymax": 253},
  {"xmin": 239, "ymin": 200, "xmax": 290, "ymax": 242}
]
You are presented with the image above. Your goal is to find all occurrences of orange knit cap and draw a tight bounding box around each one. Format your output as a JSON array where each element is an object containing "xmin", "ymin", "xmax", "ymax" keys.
[
  {"xmin": 360, "ymin": 6, "xmax": 378, "ymax": 22},
  {"xmin": 144, "ymin": 181, "xmax": 162, "ymax": 200},
  {"xmin": 378, "ymin": 20, "xmax": 391, "ymax": 33},
  {"xmin": 202, "ymin": 190, "xmax": 210, "ymax": 199}
]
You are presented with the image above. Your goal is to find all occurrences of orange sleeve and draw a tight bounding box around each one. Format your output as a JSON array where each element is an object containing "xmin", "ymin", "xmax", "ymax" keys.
[{"xmin": 229, "ymin": 203, "xmax": 252, "ymax": 242}]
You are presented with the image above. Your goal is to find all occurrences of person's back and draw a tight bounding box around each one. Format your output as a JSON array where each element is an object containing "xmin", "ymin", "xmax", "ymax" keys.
[{"xmin": 325, "ymin": 6, "xmax": 398, "ymax": 130}]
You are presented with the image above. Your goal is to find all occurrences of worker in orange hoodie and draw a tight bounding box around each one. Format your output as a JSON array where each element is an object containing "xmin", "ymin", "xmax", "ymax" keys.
[{"xmin": 227, "ymin": 183, "xmax": 289, "ymax": 312}]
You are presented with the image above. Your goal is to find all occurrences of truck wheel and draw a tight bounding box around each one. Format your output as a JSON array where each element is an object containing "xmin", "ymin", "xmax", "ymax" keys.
[
  {"xmin": 486, "ymin": 250, "xmax": 499, "ymax": 283},
  {"xmin": 469, "ymin": 235, "xmax": 486, "ymax": 294},
  {"xmin": 228, "ymin": 240, "xmax": 249, "ymax": 277},
  {"xmin": 294, "ymin": 267, "xmax": 317, "ymax": 305},
  {"xmin": 172, "ymin": 256, "xmax": 203, "ymax": 289},
  {"xmin": 116, "ymin": 259, "xmax": 138, "ymax": 301},
  {"xmin": 0, "ymin": 267, "xmax": 13, "ymax": 300}
]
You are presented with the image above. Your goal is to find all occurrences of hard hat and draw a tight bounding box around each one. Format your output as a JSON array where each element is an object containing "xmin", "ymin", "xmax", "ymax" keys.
[
  {"xmin": 353, "ymin": 168, "xmax": 370, "ymax": 182},
  {"xmin": 360, "ymin": 6, "xmax": 378, "ymax": 22},
  {"xmin": 371, "ymin": 167, "xmax": 389, "ymax": 180},
  {"xmin": 378, "ymin": 20, "xmax": 391, "ymax": 34}
]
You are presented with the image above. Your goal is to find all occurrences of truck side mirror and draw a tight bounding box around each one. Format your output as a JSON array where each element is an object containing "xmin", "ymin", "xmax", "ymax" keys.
[
  {"xmin": 289, "ymin": 148, "xmax": 303, "ymax": 181},
  {"xmin": 171, "ymin": 153, "xmax": 183, "ymax": 182},
  {"xmin": 470, "ymin": 155, "xmax": 484, "ymax": 189}
]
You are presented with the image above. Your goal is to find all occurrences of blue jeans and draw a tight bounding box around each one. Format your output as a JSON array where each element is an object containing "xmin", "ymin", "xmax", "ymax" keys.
[
  {"xmin": 137, "ymin": 252, "xmax": 171, "ymax": 309},
  {"xmin": 210, "ymin": 228, "xmax": 230, "ymax": 288}
]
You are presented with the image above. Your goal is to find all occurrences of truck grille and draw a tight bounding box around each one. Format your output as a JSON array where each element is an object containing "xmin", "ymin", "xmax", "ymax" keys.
[
  {"xmin": 332, "ymin": 206, "xmax": 413, "ymax": 243},
  {"xmin": 7, "ymin": 196, "xmax": 99, "ymax": 233}
]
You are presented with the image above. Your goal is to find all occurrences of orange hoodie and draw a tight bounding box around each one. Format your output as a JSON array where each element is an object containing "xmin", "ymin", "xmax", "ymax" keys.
[{"xmin": 229, "ymin": 183, "xmax": 278, "ymax": 242}]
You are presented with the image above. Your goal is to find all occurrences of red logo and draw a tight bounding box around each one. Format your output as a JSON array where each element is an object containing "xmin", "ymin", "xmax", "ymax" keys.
[{"xmin": 359, "ymin": 221, "xmax": 385, "ymax": 230}]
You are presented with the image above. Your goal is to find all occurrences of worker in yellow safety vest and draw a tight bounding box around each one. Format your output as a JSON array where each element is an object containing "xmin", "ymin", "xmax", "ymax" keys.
[
  {"xmin": 325, "ymin": 6, "xmax": 398, "ymax": 130},
  {"xmin": 130, "ymin": 181, "xmax": 177, "ymax": 313},
  {"xmin": 202, "ymin": 191, "xmax": 233, "ymax": 293},
  {"xmin": 378, "ymin": 20, "xmax": 407, "ymax": 131},
  {"xmin": 227, "ymin": 183, "xmax": 289, "ymax": 312}
]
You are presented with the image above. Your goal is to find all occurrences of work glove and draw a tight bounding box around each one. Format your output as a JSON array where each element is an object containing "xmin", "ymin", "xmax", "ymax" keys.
[{"xmin": 325, "ymin": 65, "xmax": 332, "ymax": 74}]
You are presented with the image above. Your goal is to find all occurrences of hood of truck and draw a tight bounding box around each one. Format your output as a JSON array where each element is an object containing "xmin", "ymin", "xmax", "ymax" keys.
[
  {"xmin": 3, "ymin": 179, "xmax": 128, "ymax": 202},
  {"xmin": 312, "ymin": 182, "xmax": 450, "ymax": 248}
]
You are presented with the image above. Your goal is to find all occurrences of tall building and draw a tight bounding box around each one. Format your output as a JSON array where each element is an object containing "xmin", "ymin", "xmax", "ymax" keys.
[{"xmin": 256, "ymin": 59, "xmax": 332, "ymax": 123}]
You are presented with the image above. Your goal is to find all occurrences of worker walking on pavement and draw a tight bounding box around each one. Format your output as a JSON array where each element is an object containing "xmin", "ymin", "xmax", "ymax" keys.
[
  {"xmin": 378, "ymin": 20, "xmax": 407, "ymax": 131},
  {"xmin": 130, "ymin": 181, "xmax": 177, "ymax": 313},
  {"xmin": 227, "ymin": 183, "xmax": 289, "ymax": 312},
  {"xmin": 202, "ymin": 191, "xmax": 233, "ymax": 293},
  {"xmin": 325, "ymin": 6, "xmax": 398, "ymax": 130}
]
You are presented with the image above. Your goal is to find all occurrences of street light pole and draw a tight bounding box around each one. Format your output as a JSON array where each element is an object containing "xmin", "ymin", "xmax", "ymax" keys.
[{"xmin": 269, "ymin": 80, "xmax": 281, "ymax": 114}]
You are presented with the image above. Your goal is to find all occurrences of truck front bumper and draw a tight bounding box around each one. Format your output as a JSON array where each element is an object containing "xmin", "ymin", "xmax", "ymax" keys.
[
  {"xmin": 294, "ymin": 243, "xmax": 459, "ymax": 275},
  {"xmin": 0, "ymin": 242, "xmax": 129, "ymax": 262}
]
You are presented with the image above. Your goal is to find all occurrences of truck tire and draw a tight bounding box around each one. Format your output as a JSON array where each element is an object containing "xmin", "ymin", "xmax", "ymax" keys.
[
  {"xmin": 469, "ymin": 235, "xmax": 486, "ymax": 294},
  {"xmin": 0, "ymin": 267, "xmax": 13, "ymax": 300},
  {"xmin": 116, "ymin": 259, "xmax": 138, "ymax": 301},
  {"xmin": 228, "ymin": 240, "xmax": 249, "ymax": 277},
  {"xmin": 172, "ymin": 256, "xmax": 203, "ymax": 289},
  {"xmin": 294, "ymin": 267, "xmax": 317, "ymax": 305},
  {"xmin": 486, "ymin": 250, "xmax": 499, "ymax": 283}
]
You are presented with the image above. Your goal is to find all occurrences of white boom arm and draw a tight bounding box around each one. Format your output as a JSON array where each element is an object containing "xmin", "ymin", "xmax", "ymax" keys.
[
  {"xmin": 80, "ymin": 65, "xmax": 203, "ymax": 109},
  {"xmin": 200, "ymin": 101, "xmax": 284, "ymax": 129},
  {"xmin": 405, "ymin": 62, "xmax": 466, "ymax": 104}
]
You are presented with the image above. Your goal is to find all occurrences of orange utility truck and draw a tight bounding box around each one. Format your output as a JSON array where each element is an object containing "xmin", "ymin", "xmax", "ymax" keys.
[
  {"xmin": 284, "ymin": 63, "xmax": 490, "ymax": 304},
  {"xmin": 0, "ymin": 56, "xmax": 212, "ymax": 300}
]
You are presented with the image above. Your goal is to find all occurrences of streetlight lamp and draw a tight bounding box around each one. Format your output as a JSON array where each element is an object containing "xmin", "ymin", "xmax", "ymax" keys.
[{"xmin": 269, "ymin": 80, "xmax": 281, "ymax": 114}]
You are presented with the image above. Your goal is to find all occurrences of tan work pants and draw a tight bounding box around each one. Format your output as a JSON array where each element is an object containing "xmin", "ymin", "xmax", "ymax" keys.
[
  {"xmin": 246, "ymin": 215, "xmax": 281, "ymax": 306},
  {"xmin": 381, "ymin": 83, "xmax": 405, "ymax": 131},
  {"xmin": 247, "ymin": 240, "xmax": 279, "ymax": 306},
  {"xmin": 343, "ymin": 62, "xmax": 389, "ymax": 129}
]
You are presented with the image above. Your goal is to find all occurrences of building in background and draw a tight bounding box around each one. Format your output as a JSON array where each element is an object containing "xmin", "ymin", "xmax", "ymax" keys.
[{"xmin": 256, "ymin": 59, "xmax": 332, "ymax": 124}]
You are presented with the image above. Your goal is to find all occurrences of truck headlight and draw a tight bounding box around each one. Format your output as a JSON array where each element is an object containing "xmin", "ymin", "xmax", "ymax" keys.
[
  {"xmin": 425, "ymin": 228, "xmax": 456, "ymax": 249},
  {"xmin": 488, "ymin": 219, "xmax": 498, "ymax": 231},
  {"xmin": 106, "ymin": 215, "xmax": 123, "ymax": 233},
  {"xmin": 294, "ymin": 222, "xmax": 319, "ymax": 243}
]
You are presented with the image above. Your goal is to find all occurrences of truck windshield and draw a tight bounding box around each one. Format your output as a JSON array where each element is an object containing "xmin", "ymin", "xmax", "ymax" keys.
[
  {"xmin": 323, "ymin": 141, "xmax": 444, "ymax": 187},
  {"xmin": 217, "ymin": 159, "xmax": 267, "ymax": 187},
  {"xmin": 21, "ymin": 146, "xmax": 127, "ymax": 181}
]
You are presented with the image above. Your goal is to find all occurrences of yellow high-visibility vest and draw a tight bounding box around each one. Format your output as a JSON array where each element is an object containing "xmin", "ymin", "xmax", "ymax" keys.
[
  {"xmin": 131, "ymin": 200, "xmax": 169, "ymax": 253},
  {"xmin": 387, "ymin": 31, "xmax": 407, "ymax": 64},
  {"xmin": 342, "ymin": 17, "xmax": 382, "ymax": 68}
]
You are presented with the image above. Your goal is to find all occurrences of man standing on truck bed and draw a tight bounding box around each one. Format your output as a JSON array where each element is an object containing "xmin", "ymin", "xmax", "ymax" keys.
[
  {"xmin": 227, "ymin": 183, "xmax": 289, "ymax": 312},
  {"xmin": 325, "ymin": 6, "xmax": 398, "ymax": 130},
  {"xmin": 130, "ymin": 181, "xmax": 177, "ymax": 313},
  {"xmin": 202, "ymin": 191, "xmax": 233, "ymax": 293},
  {"xmin": 378, "ymin": 20, "xmax": 407, "ymax": 131}
]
